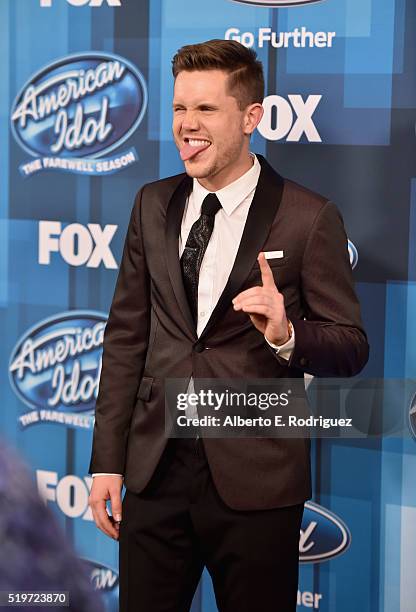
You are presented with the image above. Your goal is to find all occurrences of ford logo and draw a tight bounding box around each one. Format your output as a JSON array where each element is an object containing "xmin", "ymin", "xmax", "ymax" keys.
[
  {"xmin": 11, "ymin": 52, "xmax": 147, "ymax": 159},
  {"xmin": 300, "ymin": 501, "xmax": 351, "ymax": 562},
  {"xmin": 230, "ymin": 0, "xmax": 325, "ymax": 6},
  {"xmin": 348, "ymin": 239, "xmax": 358, "ymax": 269},
  {"xmin": 9, "ymin": 311, "xmax": 106, "ymax": 417},
  {"xmin": 409, "ymin": 392, "xmax": 416, "ymax": 440},
  {"xmin": 82, "ymin": 559, "xmax": 119, "ymax": 592}
]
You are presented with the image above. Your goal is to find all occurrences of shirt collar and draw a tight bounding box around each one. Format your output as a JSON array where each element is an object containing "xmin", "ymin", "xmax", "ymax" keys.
[{"xmin": 192, "ymin": 153, "xmax": 261, "ymax": 216}]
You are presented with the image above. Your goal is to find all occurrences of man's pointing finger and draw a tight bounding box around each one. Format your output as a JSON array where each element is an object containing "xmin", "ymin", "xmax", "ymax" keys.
[{"xmin": 258, "ymin": 252, "xmax": 275, "ymax": 288}]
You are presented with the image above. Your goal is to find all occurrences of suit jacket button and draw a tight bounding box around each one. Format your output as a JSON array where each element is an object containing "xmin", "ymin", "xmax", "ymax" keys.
[
  {"xmin": 300, "ymin": 357, "xmax": 308, "ymax": 366},
  {"xmin": 194, "ymin": 342, "xmax": 205, "ymax": 353}
]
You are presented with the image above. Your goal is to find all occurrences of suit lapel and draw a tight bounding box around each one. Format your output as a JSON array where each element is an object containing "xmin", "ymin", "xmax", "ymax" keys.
[
  {"xmin": 165, "ymin": 173, "xmax": 196, "ymax": 338},
  {"xmin": 199, "ymin": 155, "xmax": 285, "ymax": 341}
]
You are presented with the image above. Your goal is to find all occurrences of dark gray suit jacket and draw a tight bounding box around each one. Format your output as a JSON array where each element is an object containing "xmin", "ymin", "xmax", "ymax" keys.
[{"xmin": 89, "ymin": 155, "xmax": 369, "ymax": 510}]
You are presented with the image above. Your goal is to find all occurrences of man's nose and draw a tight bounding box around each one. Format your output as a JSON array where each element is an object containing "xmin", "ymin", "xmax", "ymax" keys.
[{"xmin": 182, "ymin": 110, "xmax": 200, "ymax": 131}]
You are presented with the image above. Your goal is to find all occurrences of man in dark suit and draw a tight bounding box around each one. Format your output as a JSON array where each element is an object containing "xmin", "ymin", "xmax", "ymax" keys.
[{"xmin": 89, "ymin": 39, "xmax": 369, "ymax": 611}]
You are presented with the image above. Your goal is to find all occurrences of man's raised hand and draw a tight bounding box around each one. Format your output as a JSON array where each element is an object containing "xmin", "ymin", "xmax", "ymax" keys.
[{"xmin": 232, "ymin": 252, "xmax": 290, "ymax": 346}]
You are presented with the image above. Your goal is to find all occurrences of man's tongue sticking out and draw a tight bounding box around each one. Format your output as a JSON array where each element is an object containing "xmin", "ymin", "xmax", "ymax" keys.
[{"xmin": 180, "ymin": 139, "xmax": 211, "ymax": 161}]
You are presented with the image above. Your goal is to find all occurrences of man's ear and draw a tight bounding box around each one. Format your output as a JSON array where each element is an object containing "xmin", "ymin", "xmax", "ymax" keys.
[{"xmin": 243, "ymin": 103, "xmax": 264, "ymax": 135}]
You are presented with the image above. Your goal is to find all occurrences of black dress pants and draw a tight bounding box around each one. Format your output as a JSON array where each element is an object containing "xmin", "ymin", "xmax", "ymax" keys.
[{"xmin": 119, "ymin": 438, "xmax": 304, "ymax": 612}]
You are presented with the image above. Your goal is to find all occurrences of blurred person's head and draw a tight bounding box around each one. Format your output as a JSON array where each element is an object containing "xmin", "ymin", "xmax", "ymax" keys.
[{"xmin": 0, "ymin": 442, "xmax": 103, "ymax": 612}]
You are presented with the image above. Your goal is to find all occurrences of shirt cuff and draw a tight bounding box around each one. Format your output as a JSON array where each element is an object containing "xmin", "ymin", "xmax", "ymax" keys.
[
  {"xmin": 92, "ymin": 473, "xmax": 124, "ymax": 478},
  {"xmin": 265, "ymin": 327, "xmax": 295, "ymax": 361}
]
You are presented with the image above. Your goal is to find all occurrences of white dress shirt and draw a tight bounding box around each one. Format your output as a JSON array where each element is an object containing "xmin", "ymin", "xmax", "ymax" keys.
[
  {"xmin": 181, "ymin": 154, "xmax": 260, "ymax": 336},
  {"xmin": 93, "ymin": 154, "xmax": 294, "ymax": 477}
]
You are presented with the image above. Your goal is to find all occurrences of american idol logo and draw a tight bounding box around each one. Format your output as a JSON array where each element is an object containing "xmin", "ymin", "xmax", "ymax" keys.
[
  {"xmin": 230, "ymin": 0, "xmax": 325, "ymax": 6},
  {"xmin": 82, "ymin": 559, "xmax": 119, "ymax": 592},
  {"xmin": 348, "ymin": 239, "xmax": 358, "ymax": 269},
  {"xmin": 300, "ymin": 501, "xmax": 351, "ymax": 562},
  {"xmin": 409, "ymin": 392, "xmax": 416, "ymax": 440},
  {"xmin": 9, "ymin": 311, "xmax": 107, "ymax": 429},
  {"xmin": 11, "ymin": 53, "xmax": 147, "ymax": 177},
  {"xmin": 82, "ymin": 559, "xmax": 119, "ymax": 612}
]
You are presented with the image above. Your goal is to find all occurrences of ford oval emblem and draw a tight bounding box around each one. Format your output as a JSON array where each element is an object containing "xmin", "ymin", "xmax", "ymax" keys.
[
  {"xmin": 300, "ymin": 501, "xmax": 351, "ymax": 562},
  {"xmin": 230, "ymin": 0, "xmax": 325, "ymax": 7},
  {"xmin": 11, "ymin": 52, "xmax": 147, "ymax": 159},
  {"xmin": 409, "ymin": 392, "xmax": 416, "ymax": 440},
  {"xmin": 348, "ymin": 239, "xmax": 358, "ymax": 269},
  {"xmin": 9, "ymin": 310, "xmax": 107, "ymax": 414}
]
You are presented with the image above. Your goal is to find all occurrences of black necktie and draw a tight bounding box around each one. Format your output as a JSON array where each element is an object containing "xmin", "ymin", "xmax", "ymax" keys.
[{"xmin": 180, "ymin": 193, "xmax": 222, "ymax": 321}]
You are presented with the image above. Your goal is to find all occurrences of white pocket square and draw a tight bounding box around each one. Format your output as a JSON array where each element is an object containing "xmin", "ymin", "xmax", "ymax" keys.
[{"xmin": 264, "ymin": 250, "xmax": 284, "ymax": 259}]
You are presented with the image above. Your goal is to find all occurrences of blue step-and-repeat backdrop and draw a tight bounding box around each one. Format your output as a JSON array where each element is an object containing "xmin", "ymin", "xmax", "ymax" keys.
[{"xmin": 1, "ymin": 0, "xmax": 416, "ymax": 610}]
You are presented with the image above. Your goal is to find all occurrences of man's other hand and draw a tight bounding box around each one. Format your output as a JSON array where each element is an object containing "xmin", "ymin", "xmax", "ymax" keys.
[{"xmin": 89, "ymin": 475, "xmax": 123, "ymax": 540}]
